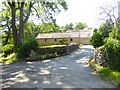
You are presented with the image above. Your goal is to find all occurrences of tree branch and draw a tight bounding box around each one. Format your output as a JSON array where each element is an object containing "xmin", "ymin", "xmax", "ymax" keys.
[
  {"xmin": 8, "ymin": 2, "xmax": 12, "ymax": 8},
  {"xmin": 32, "ymin": 6, "xmax": 40, "ymax": 18},
  {"xmin": 23, "ymin": 2, "xmax": 35, "ymax": 24}
]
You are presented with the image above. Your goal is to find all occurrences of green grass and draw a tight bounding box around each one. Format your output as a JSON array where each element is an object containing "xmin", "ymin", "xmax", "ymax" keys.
[
  {"xmin": 0, "ymin": 57, "xmax": 19, "ymax": 64},
  {"xmin": 99, "ymin": 67, "xmax": 120, "ymax": 85},
  {"xmin": 89, "ymin": 58, "xmax": 120, "ymax": 85},
  {"xmin": 0, "ymin": 53, "xmax": 19, "ymax": 64}
]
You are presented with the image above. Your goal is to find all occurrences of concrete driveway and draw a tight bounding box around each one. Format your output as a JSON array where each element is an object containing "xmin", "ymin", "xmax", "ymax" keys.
[{"xmin": 1, "ymin": 45, "xmax": 116, "ymax": 88}]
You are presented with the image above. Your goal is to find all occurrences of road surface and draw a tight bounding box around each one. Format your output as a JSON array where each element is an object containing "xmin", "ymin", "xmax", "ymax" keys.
[{"xmin": 1, "ymin": 45, "xmax": 116, "ymax": 88}]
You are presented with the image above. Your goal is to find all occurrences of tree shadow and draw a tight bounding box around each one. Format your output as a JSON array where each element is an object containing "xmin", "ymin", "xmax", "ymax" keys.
[{"xmin": 1, "ymin": 46, "xmax": 115, "ymax": 88}]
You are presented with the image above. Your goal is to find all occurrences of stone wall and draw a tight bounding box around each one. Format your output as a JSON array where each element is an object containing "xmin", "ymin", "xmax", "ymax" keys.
[
  {"xmin": 69, "ymin": 44, "xmax": 80, "ymax": 53},
  {"xmin": 37, "ymin": 44, "xmax": 80, "ymax": 55}
]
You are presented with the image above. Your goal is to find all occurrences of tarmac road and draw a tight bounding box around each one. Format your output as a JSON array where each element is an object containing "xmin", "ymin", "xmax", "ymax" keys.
[{"xmin": 1, "ymin": 45, "xmax": 116, "ymax": 88}]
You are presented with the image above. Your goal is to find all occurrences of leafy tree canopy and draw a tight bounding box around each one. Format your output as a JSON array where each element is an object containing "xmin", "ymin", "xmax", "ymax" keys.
[
  {"xmin": 65, "ymin": 23, "xmax": 74, "ymax": 30},
  {"xmin": 0, "ymin": 1, "xmax": 68, "ymax": 52},
  {"xmin": 74, "ymin": 22, "xmax": 87, "ymax": 30}
]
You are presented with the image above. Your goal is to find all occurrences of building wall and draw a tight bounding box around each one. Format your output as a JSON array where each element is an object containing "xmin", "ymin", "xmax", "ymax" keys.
[
  {"xmin": 36, "ymin": 37, "xmax": 90, "ymax": 46},
  {"xmin": 80, "ymin": 37, "xmax": 90, "ymax": 45}
]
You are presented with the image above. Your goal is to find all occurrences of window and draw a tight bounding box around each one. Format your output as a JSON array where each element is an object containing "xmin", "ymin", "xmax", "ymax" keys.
[
  {"xmin": 55, "ymin": 39, "xmax": 57, "ymax": 41},
  {"xmin": 70, "ymin": 38, "xmax": 73, "ymax": 41},
  {"xmin": 45, "ymin": 39, "xmax": 47, "ymax": 41}
]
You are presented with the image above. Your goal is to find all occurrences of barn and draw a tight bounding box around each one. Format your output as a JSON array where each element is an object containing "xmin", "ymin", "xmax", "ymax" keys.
[{"xmin": 36, "ymin": 30, "xmax": 93, "ymax": 46}]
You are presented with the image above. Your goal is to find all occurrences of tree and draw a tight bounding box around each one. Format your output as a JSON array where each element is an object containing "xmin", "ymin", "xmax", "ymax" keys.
[
  {"xmin": 109, "ymin": 22, "xmax": 120, "ymax": 40},
  {"xmin": 65, "ymin": 23, "xmax": 74, "ymax": 30},
  {"xmin": 0, "ymin": 3, "xmax": 12, "ymax": 45},
  {"xmin": 24, "ymin": 22, "xmax": 40, "ymax": 42},
  {"xmin": 39, "ymin": 23, "xmax": 59, "ymax": 33},
  {"xmin": 99, "ymin": 4, "xmax": 117, "ymax": 25},
  {"xmin": 102, "ymin": 23, "xmax": 120, "ymax": 71},
  {"xmin": 90, "ymin": 29, "xmax": 104, "ymax": 48},
  {"xmin": 74, "ymin": 22, "xmax": 87, "ymax": 30},
  {"xmin": 1, "ymin": 1, "xmax": 68, "ymax": 52},
  {"xmin": 59, "ymin": 26, "xmax": 66, "ymax": 32},
  {"xmin": 98, "ymin": 19, "xmax": 113, "ymax": 39},
  {"xmin": 91, "ymin": 20, "xmax": 113, "ymax": 48}
]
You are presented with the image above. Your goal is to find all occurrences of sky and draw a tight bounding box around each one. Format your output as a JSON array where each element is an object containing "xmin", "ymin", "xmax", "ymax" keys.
[
  {"xmin": 0, "ymin": 0, "xmax": 119, "ymax": 28},
  {"xmin": 55, "ymin": 0, "xmax": 120, "ymax": 28}
]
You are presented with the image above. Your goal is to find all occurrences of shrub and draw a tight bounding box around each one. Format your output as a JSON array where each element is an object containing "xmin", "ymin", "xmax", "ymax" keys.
[
  {"xmin": 2, "ymin": 44, "xmax": 14, "ymax": 57},
  {"xmin": 28, "ymin": 39, "xmax": 38, "ymax": 51},
  {"xmin": 99, "ymin": 67, "xmax": 120, "ymax": 85},
  {"xmin": 37, "ymin": 45, "xmax": 66, "ymax": 55},
  {"xmin": 90, "ymin": 31, "xmax": 104, "ymax": 48},
  {"xmin": 17, "ymin": 43, "xmax": 31, "ymax": 58},
  {"xmin": 26, "ymin": 54, "xmax": 57, "ymax": 61},
  {"xmin": 17, "ymin": 39, "xmax": 38, "ymax": 58},
  {"xmin": 99, "ymin": 67, "xmax": 112, "ymax": 78},
  {"xmin": 42, "ymin": 54, "xmax": 56, "ymax": 59},
  {"xmin": 103, "ymin": 38, "xmax": 120, "ymax": 71}
]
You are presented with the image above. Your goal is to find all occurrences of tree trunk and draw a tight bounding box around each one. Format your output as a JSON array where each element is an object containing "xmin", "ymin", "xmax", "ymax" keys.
[
  {"xmin": 18, "ymin": 2, "xmax": 24, "ymax": 45},
  {"xmin": 11, "ymin": 3, "xmax": 17, "ymax": 52},
  {"xmin": 8, "ymin": 2, "xmax": 34, "ymax": 52}
]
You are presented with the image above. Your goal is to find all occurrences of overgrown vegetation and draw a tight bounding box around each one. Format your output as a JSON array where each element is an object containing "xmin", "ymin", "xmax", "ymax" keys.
[
  {"xmin": 2, "ymin": 44, "xmax": 14, "ymax": 57},
  {"xmin": 17, "ymin": 39, "xmax": 38, "ymax": 59},
  {"xmin": 37, "ymin": 45, "xmax": 66, "ymax": 56},
  {"xmin": 90, "ymin": 17, "xmax": 120, "ymax": 85},
  {"xmin": 91, "ymin": 21, "xmax": 120, "ymax": 71},
  {"xmin": 0, "ymin": 53, "xmax": 19, "ymax": 64},
  {"xmin": 90, "ymin": 3, "xmax": 120, "ymax": 84},
  {"xmin": 103, "ymin": 38, "xmax": 120, "ymax": 71},
  {"xmin": 99, "ymin": 67, "xmax": 120, "ymax": 85},
  {"xmin": 89, "ymin": 58, "xmax": 120, "ymax": 86},
  {"xmin": 90, "ymin": 30, "xmax": 104, "ymax": 48},
  {"xmin": 0, "ymin": 1, "xmax": 68, "ymax": 63}
]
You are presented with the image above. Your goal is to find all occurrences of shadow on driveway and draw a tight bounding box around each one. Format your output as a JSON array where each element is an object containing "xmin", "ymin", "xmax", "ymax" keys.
[{"xmin": 1, "ymin": 45, "xmax": 117, "ymax": 88}]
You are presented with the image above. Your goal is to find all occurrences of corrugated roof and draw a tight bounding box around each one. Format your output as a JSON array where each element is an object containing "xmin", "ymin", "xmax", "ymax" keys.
[{"xmin": 36, "ymin": 31, "xmax": 91, "ymax": 39}]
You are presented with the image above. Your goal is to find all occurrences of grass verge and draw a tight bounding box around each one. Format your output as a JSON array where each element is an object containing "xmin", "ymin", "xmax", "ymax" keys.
[
  {"xmin": 98, "ymin": 67, "xmax": 120, "ymax": 85},
  {"xmin": 0, "ymin": 52, "xmax": 59, "ymax": 64},
  {"xmin": 89, "ymin": 57, "xmax": 120, "ymax": 86}
]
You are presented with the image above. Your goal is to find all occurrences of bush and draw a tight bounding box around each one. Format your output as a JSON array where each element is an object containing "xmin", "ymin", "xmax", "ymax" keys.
[
  {"xmin": 17, "ymin": 43, "xmax": 31, "ymax": 58},
  {"xmin": 42, "ymin": 54, "xmax": 56, "ymax": 59},
  {"xmin": 90, "ymin": 31, "xmax": 104, "ymax": 48},
  {"xmin": 99, "ymin": 67, "xmax": 120, "ymax": 85},
  {"xmin": 28, "ymin": 39, "xmax": 38, "ymax": 51},
  {"xmin": 99, "ymin": 67, "xmax": 112, "ymax": 78},
  {"xmin": 2, "ymin": 44, "xmax": 14, "ymax": 57},
  {"xmin": 103, "ymin": 38, "xmax": 120, "ymax": 71},
  {"xmin": 26, "ymin": 54, "xmax": 57, "ymax": 61},
  {"xmin": 37, "ymin": 45, "xmax": 66, "ymax": 55},
  {"xmin": 17, "ymin": 39, "xmax": 38, "ymax": 58}
]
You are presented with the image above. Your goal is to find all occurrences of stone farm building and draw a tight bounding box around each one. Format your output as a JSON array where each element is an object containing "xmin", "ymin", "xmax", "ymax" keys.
[{"xmin": 36, "ymin": 30, "xmax": 93, "ymax": 46}]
